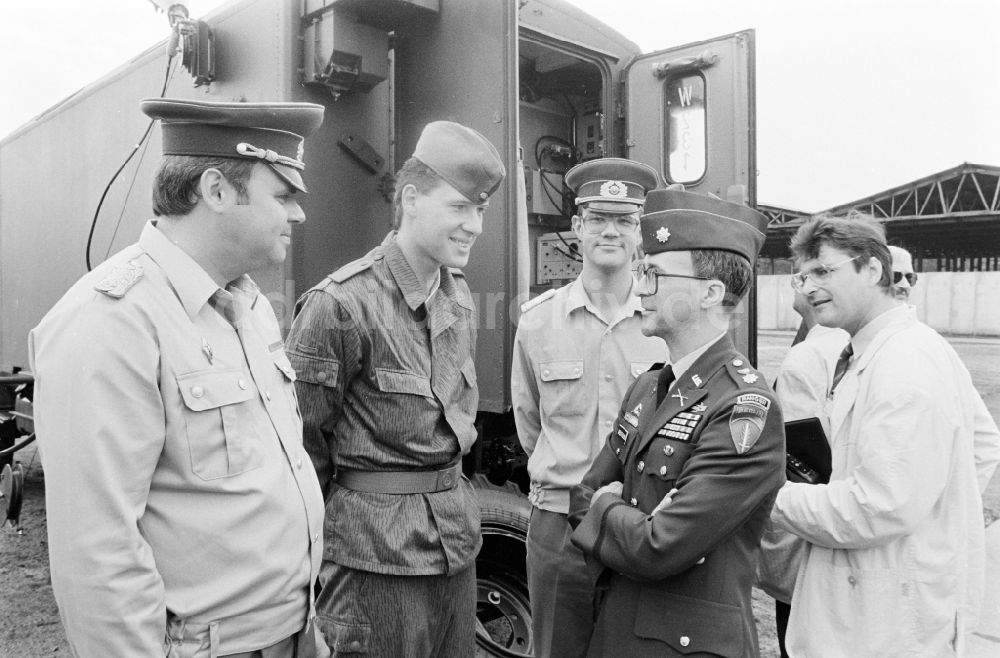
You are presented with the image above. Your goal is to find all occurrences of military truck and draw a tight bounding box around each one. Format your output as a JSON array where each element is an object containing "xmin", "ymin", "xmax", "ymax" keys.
[{"xmin": 0, "ymin": 0, "xmax": 756, "ymax": 654}]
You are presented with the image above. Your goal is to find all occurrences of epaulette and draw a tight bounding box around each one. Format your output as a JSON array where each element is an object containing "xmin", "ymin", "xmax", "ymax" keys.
[
  {"xmin": 519, "ymin": 288, "xmax": 556, "ymax": 314},
  {"xmin": 329, "ymin": 254, "xmax": 381, "ymax": 283},
  {"xmin": 448, "ymin": 267, "xmax": 465, "ymax": 278},
  {"xmin": 724, "ymin": 357, "xmax": 765, "ymax": 386},
  {"xmin": 94, "ymin": 260, "xmax": 143, "ymax": 299}
]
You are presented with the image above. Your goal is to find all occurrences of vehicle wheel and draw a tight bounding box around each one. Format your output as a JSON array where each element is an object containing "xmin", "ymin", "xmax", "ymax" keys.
[{"xmin": 473, "ymin": 475, "xmax": 534, "ymax": 657}]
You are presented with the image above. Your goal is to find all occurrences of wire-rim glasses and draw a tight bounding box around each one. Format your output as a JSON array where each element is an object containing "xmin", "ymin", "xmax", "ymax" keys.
[
  {"xmin": 581, "ymin": 213, "xmax": 640, "ymax": 235},
  {"xmin": 790, "ymin": 255, "xmax": 860, "ymax": 291},
  {"xmin": 635, "ymin": 263, "xmax": 711, "ymax": 295}
]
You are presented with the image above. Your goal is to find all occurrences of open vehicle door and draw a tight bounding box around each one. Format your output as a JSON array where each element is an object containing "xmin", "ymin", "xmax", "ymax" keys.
[{"xmin": 623, "ymin": 30, "xmax": 758, "ymax": 360}]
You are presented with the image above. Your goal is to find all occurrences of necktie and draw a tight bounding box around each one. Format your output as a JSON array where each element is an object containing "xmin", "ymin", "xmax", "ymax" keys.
[
  {"xmin": 656, "ymin": 365, "xmax": 676, "ymax": 406},
  {"xmin": 830, "ymin": 343, "xmax": 854, "ymax": 395},
  {"xmin": 210, "ymin": 289, "xmax": 242, "ymax": 326}
]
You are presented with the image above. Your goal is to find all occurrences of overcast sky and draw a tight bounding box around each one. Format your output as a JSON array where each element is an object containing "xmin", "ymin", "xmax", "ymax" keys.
[{"xmin": 2, "ymin": 0, "xmax": 997, "ymax": 211}]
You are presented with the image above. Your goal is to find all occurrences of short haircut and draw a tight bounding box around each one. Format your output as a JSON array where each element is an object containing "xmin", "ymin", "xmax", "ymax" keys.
[
  {"xmin": 152, "ymin": 156, "xmax": 257, "ymax": 217},
  {"xmin": 691, "ymin": 249, "xmax": 754, "ymax": 307},
  {"xmin": 392, "ymin": 157, "xmax": 445, "ymax": 229},
  {"xmin": 790, "ymin": 212, "xmax": 891, "ymax": 289}
]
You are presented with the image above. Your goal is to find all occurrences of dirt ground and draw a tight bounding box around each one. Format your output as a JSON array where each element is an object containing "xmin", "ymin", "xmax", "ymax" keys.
[{"xmin": 3, "ymin": 332, "xmax": 999, "ymax": 656}]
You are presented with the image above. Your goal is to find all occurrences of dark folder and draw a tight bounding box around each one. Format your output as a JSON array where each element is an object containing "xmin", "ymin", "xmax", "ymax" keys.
[{"xmin": 784, "ymin": 417, "xmax": 831, "ymax": 484}]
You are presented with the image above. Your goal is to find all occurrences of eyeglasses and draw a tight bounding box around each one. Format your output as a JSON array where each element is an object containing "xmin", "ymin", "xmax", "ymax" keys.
[
  {"xmin": 581, "ymin": 213, "xmax": 640, "ymax": 234},
  {"xmin": 790, "ymin": 256, "xmax": 859, "ymax": 291},
  {"xmin": 635, "ymin": 263, "xmax": 711, "ymax": 295},
  {"xmin": 893, "ymin": 271, "xmax": 918, "ymax": 286}
]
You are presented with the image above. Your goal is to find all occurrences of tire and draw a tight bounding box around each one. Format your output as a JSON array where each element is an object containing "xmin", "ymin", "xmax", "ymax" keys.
[{"xmin": 473, "ymin": 475, "xmax": 534, "ymax": 657}]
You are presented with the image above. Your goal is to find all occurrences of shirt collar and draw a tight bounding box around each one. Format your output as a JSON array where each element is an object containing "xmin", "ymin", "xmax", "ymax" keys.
[
  {"xmin": 851, "ymin": 303, "xmax": 909, "ymax": 359},
  {"xmin": 383, "ymin": 232, "xmax": 466, "ymax": 311},
  {"xmin": 564, "ymin": 276, "xmax": 645, "ymax": 321},
  {"xmin": 671, "ymin": 331, "xmax": 727, "ymax": 381},
  {"xmin": 139, "ymin": 221, "xmax": 258, "ymax": 319}
]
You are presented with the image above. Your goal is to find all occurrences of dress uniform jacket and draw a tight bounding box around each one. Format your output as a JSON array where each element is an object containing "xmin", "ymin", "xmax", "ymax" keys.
[
  {"xmin": 286, "ymin": 232, "xmax": 481, "ymax": 576},
  {"xmin": 29, "ymin": 222, "xmax": 325, "ymax": 657},
  {"xmin": 772, "ymin": 305, "xmax": 1000, "ymax": 657},
  {"xmin": 569, "ymin": 335, "xmax": 785, "ymax": 657}
]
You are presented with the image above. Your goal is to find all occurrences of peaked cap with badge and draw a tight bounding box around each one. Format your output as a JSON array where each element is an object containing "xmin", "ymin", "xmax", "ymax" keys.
[
  {"xmin": 640, "ymin": 187, "xmax": 768, "ymax": 262},
  {"xmin": 412, "ymin": 120, "xmax": 506, "ymax": 203},
  {"xmin": 564, "ymin": 157, "xmax": 661, "ymax": 214},
  {"xmin": 141, "ymin": 97, "xmax": 325, "ymax": 193}
]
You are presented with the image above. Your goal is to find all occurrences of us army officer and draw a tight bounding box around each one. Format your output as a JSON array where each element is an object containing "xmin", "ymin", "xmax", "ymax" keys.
[
  {"xmin": 567, "ymin": 188, "xmax": 786, "ymax": 657},
  {"xmin": 30, "ymin": 99, "xmax": 326, "ymax": 656}
]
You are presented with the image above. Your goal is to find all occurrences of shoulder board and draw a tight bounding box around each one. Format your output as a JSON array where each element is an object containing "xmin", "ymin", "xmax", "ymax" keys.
[
  {"xmin": 448, "ymin": 267, "xmax": 465, "ymax": 278},
  {"xmin": 94, "ymin": 260, "xmax": 143, "ymax": 299},
  {"xmin": 330, "ymin": 257, "xmax": 376, "ymax": 284},
  {"xmin": 519, "ymin": 288, "xmax": 556, "ymax": 314},
  {"xmin": 724, "ymin": 357, "xmax": 765, "ymax": 386}
]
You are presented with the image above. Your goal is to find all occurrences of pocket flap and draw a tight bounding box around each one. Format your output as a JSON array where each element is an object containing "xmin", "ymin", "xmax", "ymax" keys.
[
  {"xmin": 375, "ymin": 368, "xmax": 433, "ymax": 397},
  {"xmin": 176, "ymin": 368, "xmax": 253, "ymax": 411},
  {"xmin": 634, "ymin": 588, "xmax": 744, "ymax": 655},
  {"xmin": 288, "ymin": 351, "xmax": 339, "ymax": 388},
  {"xmin": 271, "ymin": 351, "xmax": 296, "ymax": 382},
  {"xmin": 539, "ymin": 360, "xmax": 584, "ymax": 382}
]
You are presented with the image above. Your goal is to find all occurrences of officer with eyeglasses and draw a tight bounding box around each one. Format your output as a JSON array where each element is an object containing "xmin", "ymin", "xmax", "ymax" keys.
[
  {"xmin": 566, "ymin": 188, "xmax": 785, "ymax": 657},
  {"xmin": 511, "ymin": 157, "xmax": 665, "ymax": 657}
]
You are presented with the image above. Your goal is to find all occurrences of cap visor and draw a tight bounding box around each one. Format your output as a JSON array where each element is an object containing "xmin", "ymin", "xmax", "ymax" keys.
[{"xmin": 269, "ymin": 163, "xmax": 307, "ymax": 194}]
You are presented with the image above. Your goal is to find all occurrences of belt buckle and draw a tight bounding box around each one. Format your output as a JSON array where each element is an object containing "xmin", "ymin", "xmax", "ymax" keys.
[{"xmin": 435, "ymin": 465, "xmax": 456, "ymax": 491}]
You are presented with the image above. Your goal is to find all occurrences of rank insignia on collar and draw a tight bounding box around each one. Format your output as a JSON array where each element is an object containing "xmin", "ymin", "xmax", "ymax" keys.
[
  {"xmin": 617, "ymin": 424, "xmax": 630, "ymax": 442},
  {"xmin": 691, "ymin": 374, "xmax": 703, "ymax": 387},
  {"xmin": 730, "ymin": 394, "xmax": 771, "ymax": 454},
  {"xmin": 95, "ymin": 260, "xmax": 143, "ymax": 298},
  {"xmin": 743, "ymin": 373, "xmax": 759, "ymax": 384}
]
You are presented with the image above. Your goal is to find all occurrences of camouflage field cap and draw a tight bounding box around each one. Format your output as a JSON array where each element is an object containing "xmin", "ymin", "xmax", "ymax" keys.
[{"xmin": 412, "ymin": 121, "xmax": 506, "ymax": 203}]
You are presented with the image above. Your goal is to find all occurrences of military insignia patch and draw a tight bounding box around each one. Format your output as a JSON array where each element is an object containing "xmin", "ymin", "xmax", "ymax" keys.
[
  {"xmin": 730, "ymin": 393, "xmax": 771, "ymax": 454},
  {"xmin": 656, "ymin": 226, "xmax": 671, "ymax": 243},
  {"xmin": 691, "ymin": 374, "xmax": 703, "ymax": 387},
  {"xmin": 692, "ymin": 403, "xmax": 707, "ymax": 413},
  {"xmin": 95, "ymin": 260, "xmax": 143, "ymax": 298},
  {"xmin": 617, "ymin": 424, "xmax": 630, "ymax": 442}
]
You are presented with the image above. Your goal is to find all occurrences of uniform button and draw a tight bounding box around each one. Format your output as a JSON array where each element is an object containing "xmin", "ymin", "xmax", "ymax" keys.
[
  {"xmin": 659, "ymin": 465, "xmax": 667, "ymax": 476},
  {"xmin": 297, "ymin": 458, "xmax": 303, "ymax": 469},
  {"xmin": 605, "ymin": 374, "xmax": 613, "ymax": 382},
  {"xmin": 733, "ymin": 359, "xmax": 743, "ymax": 367},
  {"xmin": 680, "ymin": 636, "xmax": 690, "ymax": 647},
  {"xmin": 637, "ymin": 460, "xmax": 645, "ymax": 473},
  {"xmin": 573, "ymin": 368, "xmax": 581, "ymax": 375},
  {"xmin": 630, "ymin": 497, "xmax": 637, "ymax": 506},
  {"xmin": 663, "ymin": 445, "xmax": 674, "ymax": 456},
  {"xmin": 848, "ymin": 575, "xmax": 857, "ymax": 586},
  {"xmin": 316, "ymin": 371, "xmax": 327, "ymax": 382},
  {"xmin": 348, "ymin": 640, "xmax": 362, "ymax": 652},
  {"xmin": 542, "ymin": 369, "xmax": 550, "ymax": 377},
  {"xmin": 238, "ymin": 379, "xmax": 248, "ymax": 390},
  {"xmin": 190, "ymin": 385, "xmax": 204, "ymax": 398},
  {"xmin": 265, "ymin": 391, "xmax": 272, "ymax": 401},
  {"xmin": 605, "ymin": 420, "xmax": 612, "ymax": 427},
  {"xmin": 615, "ymin": 448, "xmax": 621, "ymax": 455}
]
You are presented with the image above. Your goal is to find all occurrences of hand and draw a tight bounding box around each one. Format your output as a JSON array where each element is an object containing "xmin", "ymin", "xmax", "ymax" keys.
[
  {"xmin": 652, "ymin": 487, "xmax": 679, "ymax": 515},
  {"xmin": 590, "ymin": 481, "xmax": 623, "ymax": 509}
]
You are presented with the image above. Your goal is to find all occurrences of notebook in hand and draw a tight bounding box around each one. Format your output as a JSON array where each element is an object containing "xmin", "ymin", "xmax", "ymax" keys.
[{"xmin": 785, "ymin": 417, "xmax": 831, "ymax": 484}]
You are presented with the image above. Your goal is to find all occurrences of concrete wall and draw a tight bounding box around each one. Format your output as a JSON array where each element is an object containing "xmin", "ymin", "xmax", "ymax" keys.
[{"xmin": 757, "ymin": 272, "xmax": 1000, "ymax": 336}]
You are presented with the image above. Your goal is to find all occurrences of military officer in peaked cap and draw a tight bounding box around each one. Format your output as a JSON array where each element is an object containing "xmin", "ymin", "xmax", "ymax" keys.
[
  {"xmin": 30, "ymin": 98, "xmax": 327, "ymax": 657},
  {"xmin": 513, "ymin": 157, "xmax": 665, "ymax": 658},
  {"xmin": 286, "ymin": 120, "xmax": 505, "ymax": 656},
  {"xmin": 567, "ymin": 188, "xmax": 786, "ymax": 657}
]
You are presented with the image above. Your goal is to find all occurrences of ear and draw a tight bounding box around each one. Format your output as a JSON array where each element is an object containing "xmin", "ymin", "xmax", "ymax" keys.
[
  {"xmin": 701, "ymin": 278, "xmax": 727, "ymax": 309},
  {"xmin": 571, "ymin": 214, "xmax": 584, "ymax": 238},
  {"xmin": 198, "ymin": 168, "xmax": 229, "ymax": 212},
  {"xmin": 863, "ymin": 256, "xmax": 884, "ymax": 287},
  {"xmin": 400, "ymin": 184, "xmax": 420, "ymax": 223}
]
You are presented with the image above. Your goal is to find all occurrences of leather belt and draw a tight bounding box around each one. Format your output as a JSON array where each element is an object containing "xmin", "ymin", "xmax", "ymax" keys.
[{"xmin": 335, "ymin": 462, "xmax": 461, "ymax": 494}]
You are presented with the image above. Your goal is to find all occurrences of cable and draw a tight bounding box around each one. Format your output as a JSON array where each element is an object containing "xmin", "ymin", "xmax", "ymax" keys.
[{"xmin": 86, "ymin": 51, "xmax": 178, "ymax": 270}]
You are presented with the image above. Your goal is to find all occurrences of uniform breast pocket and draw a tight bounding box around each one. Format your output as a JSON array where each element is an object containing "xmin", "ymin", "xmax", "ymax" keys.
[
  {"xmin": 176, "ymin": 367, "xmax": 264, "ymax": 480},
  {"xmin": 644, "ymin": 437, "xmax": 695, "ymax": 487},
  {"xmin": 538, "ymin": 359, "xmax": 585, "ymax": 416}
]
